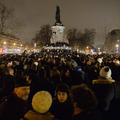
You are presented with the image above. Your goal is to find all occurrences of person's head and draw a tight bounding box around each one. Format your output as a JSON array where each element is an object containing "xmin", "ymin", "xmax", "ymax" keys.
[
  {"xmin": 37, "ymin": 67, "xmax": 46, "ymax": 79},
  {"xmin": 50, "ymin": 67, "xmax": 60, "ymax": 77},
  {"xmin": 71, "ymin": 84, "xmax": 98, "ymax": 115},
  {"xmin": 6, "ymin": 59, "xmax": 13, "ymax": 67},
  {"xmin": 8, "ymin": 67, "xmax": 14, "ymax": 76},
  {"xmin": 115, "ymin": 60, "xmax": 120, "ymax": 67},
  {"xmin": 32, "ymin": 91, "xmax": 52, "ymax": 113},
  {"xmin": 14, "ymin": 77, "xmax": 30, "ymax": 101},
  {"xmin": 100, "ymin": 66, "xmax": 112, "ymax": 79},
  {"xmin": 61, "ymin": 68, "xmax": 70, "ymax": 77},
  {"xmin": 97, "ymin": 58, "xmax": 103, "ymax": 64},
  {"xmin": 3, "ymin": 67, "xmax": 10, "ymax": 75},
  {"xmin": 56, "ymin": 83, "xmax": 70, "ymax": 103}
]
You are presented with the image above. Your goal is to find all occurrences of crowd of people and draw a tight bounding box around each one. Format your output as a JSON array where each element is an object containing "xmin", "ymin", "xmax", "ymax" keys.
[{"xmin": 0, "ymin": 51, "xmax": 120, "ymax": 120}]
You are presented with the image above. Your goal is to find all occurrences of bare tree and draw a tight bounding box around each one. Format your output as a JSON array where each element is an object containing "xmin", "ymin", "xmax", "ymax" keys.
[
  {"xmin": 83, "ymin": 28, "xmax": 96, "ymax": 45},
  {"xmin": 67, "ymin": 28, "xmax": 78, "ymax": 45},
  {"xmin": 0, "ymin": 2, "xmax": 14, "ymax": 33},
  {"xmin": 0, "ymin": 2, "xmax": 24, "ymax": 35},
  {"xmin": 33, "ymin": 24, "xmax": 52, "ymax": 48},
  {"xmin": 67, "ymin": 28, "xmax": 96, "ymax": 50}
]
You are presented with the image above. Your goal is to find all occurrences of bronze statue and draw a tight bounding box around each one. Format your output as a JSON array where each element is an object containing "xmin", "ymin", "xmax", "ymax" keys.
[{"xmin": 55, "ymin": 6, "xmax": 61, "ymax": 23}]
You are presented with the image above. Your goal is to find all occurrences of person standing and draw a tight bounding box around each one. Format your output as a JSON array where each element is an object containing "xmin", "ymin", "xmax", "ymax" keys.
[
  {"xmin": 0, "ymin": 77, "xmax": 30, "ymax": 120},
  {"xmin": 50, "ymin": 83, "xmax": 73, "ymax": 120},
  {"xmin": 71, "ymin": 84, "xmax": 102, "ymax": 120}
]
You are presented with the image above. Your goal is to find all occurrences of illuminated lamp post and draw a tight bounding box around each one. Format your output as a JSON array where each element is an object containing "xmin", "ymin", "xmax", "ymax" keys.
[
  {"xmin": 13, "ymin": 43, "xmax": 16, "ymax": 53},
  {"xmin": 3, "ymin": 42, "xmax": 7, "ymax": 53},
  {"xmin": 4, "ymin": 41, "xmax": 6, "ymax": 45},
  {"xmin": 98, "ymin": 47, "xmax": 100, "ymax": 52},
  {"xmin": 116, "ymin": 44, "xmax": 119, "ymax": 54}
]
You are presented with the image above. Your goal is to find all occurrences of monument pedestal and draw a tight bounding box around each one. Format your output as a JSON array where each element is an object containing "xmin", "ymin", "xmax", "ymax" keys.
[
  {"xmin": 50, "ymin": 24, "xmax": 68, "ymax": 44},
  {"xmin": 43, "ymin": 6, "xmax": 71, "ymax": 52},
  {"xmin": 43, "ymin": 24, "xmax": 71, "ymax": 51}
]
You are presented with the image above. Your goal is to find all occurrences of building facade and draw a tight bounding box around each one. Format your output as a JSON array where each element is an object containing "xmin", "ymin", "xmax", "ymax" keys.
[
  {"xmin": 104, "ymin": 29, "xmax": 120, "ymax": 54},
  {"xmin": 0, "ymin": 34, "xmax": 23, "ymax": 53}
]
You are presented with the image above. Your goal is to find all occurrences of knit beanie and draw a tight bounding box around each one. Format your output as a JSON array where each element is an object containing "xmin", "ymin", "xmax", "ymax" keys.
[
  {"xmin": 32, "ymin": 91, "xmax": 52, "ymax": 113},
  {"xmin": 15, "ymin": 77, "xmax": 30, "ymax": 88},
  {"xmin": 100, "ymin": 66, "xmax": 111, "ymax": 78}
]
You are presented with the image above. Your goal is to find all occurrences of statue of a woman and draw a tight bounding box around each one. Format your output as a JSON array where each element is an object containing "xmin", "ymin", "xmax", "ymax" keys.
[{"xmin": 55, "ymin": 6, "xmax": 61, "ymax": 23}]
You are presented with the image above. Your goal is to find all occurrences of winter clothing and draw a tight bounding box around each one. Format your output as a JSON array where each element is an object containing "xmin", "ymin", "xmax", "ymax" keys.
[
  {"xmin": 92, "ymin": 76, "xmax": 115, "ymax": 120},
  {"xmin": 0, "ymin": 75, "xmax": 15, "ymax": 101},
  {"xmin": 49, "ymin": 97, "xmax": 73, "ymax": 120},
  {"xmin": 99, "ymin": 66, "xmax": 111, "ymax": 79},
  {"xmin": 102, "ymin": 81, "xmax": 120, "ymax": 120},
  {"xmin": 24, "ymin": 91, "xmax": 54, "ymax": 120},
  {"xmin": 24, "ymin": 110, "xmax": 54, "ymax": 120},
  {"xmin": 0, "ymin": 93, "xmax": 30, "ymax": 120},
  {"xmin": 72, "ymin": 109, "xmax": 102, "ymax": 120}
]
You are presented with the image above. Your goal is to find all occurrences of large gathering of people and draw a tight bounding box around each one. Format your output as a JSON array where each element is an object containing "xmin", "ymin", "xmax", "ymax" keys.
[{"xmin": 0, "ymin": 51, "xmax": 120, "ymax": 120}]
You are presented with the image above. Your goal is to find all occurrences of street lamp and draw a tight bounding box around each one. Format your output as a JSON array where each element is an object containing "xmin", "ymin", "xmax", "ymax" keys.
[
  {"xmin": 116, "ymin": 44, "xmax": 119, "ymax": 53},
  {"xmin": 98, "ymin": 47, "xmax": 100, "ymax": 52},
  {"xmin": 3, "ymin": 41, "xmax": 6, "ymax": 45},
  {"xmin": 3, "ymin": 41, "xmax": 7, "ymax": 51}
]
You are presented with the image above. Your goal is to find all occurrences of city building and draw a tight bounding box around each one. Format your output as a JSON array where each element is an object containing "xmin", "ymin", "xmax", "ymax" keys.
[
  {"xmin": 104, "ymin": 29, "xmax": 120, "ymax": 54},
  {"xmin": 0, "ymin": 33, "xmax": 23, "ymax": 53}
]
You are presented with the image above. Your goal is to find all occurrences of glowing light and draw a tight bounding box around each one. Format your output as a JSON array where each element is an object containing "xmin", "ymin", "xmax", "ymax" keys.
[
  {"xmin": 98, "ymin": 47, "xmax": 100, "ymax": 52},
  {"xmin": 3, "ymin": 42, "xmax": 6, "ymax": 45},
  {"xmin": 13, "ymin": 43, "xmax": 16, "ymax": 46},
  {"xmin": 116, "ymin": 44, "xmax": 119, "ymax": 48},
  {"xmin": 116, "ymin": 44, "xmax": 119, "ymax": 53}
]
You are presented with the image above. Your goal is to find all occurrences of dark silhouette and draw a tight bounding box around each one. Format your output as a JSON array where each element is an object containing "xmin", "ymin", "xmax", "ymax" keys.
[{"xmin": 55, "ymin": 6, "xmax": 61, "ymax": 23}]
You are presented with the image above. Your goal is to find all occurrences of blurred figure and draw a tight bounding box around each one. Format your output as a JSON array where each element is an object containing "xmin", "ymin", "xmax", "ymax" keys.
[
  {"xmin": 61, "ymin": 68, "xmax": 72, "ymax": 88},
  {"xmin": 50, "ymin": 67, "xmax": 61, "ymax": 88},
  {"xmin": 92, "ymin": 66, "xmax": 115, "ymax": 120},
  {"xmin": 71, "ymin": 84, "xmax": 102, "ymax": 120},
  {"xmin": 0, "ymin": 67, "xmax": 15, "ymax": 101}
]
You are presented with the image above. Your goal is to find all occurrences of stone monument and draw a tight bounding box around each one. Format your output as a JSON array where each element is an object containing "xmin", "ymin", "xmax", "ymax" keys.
[
  {"xmin": 43, "ymin": 6, "xmax": 71, "ymax": 51},
  {"xmin": 50, "ymin": 6, "xmax": 69, "ymax": 44}
]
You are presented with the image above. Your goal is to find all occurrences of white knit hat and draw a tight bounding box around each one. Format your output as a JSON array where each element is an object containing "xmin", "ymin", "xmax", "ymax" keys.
[
  {"xmin": 32, "ymin": 91, "xmax": 52, "ymax": 113},
  {"xmin": 100, "ymin": 66, "xmax": 111, "ymax": 78}
]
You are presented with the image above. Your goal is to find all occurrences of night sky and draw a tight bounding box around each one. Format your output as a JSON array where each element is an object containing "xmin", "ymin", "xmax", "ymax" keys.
[{"xmin": 1, "ymin": 0, "xmax": 120, "ymax": 47}]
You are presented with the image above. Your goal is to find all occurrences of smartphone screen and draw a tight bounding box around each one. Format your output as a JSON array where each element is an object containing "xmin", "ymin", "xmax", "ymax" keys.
[{"xmin": 77, "ymin": 68, "xmax": 82, "ymax": 71}]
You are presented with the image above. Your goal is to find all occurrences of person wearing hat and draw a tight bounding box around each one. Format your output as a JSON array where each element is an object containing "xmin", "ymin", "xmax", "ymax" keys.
[
  {"xmin": 92, "ymin": 66, "xmax": 115, "ymax": 120},
  {"xmin": 0, "ymin": 77, "xmax": 30, "ymax": 120},
  {"xmin": 24, "ymin": 91, "xmax": 54, "ymax": 120},
  {"xmin": 49, "ymin": 83, "xmax": 73, "ymax": 120}
]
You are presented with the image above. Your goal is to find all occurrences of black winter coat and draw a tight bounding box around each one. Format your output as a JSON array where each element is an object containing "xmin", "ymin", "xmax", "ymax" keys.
[
  {"xmin": 49, "ymin": 97, "xmax": 73, "ymax": 120},
  {"xmin": 0, "ymin": 93, "xmax": 30, "ymax": 120},
  {"xmin": 72, "ymin": 109, "xmax": 102, "ymax": 120}
]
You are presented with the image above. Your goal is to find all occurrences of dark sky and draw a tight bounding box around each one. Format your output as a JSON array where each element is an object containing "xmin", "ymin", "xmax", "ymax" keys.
[{"xmin": 1, "ymin": 0, "xmax": 120, "ymax": 46}]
